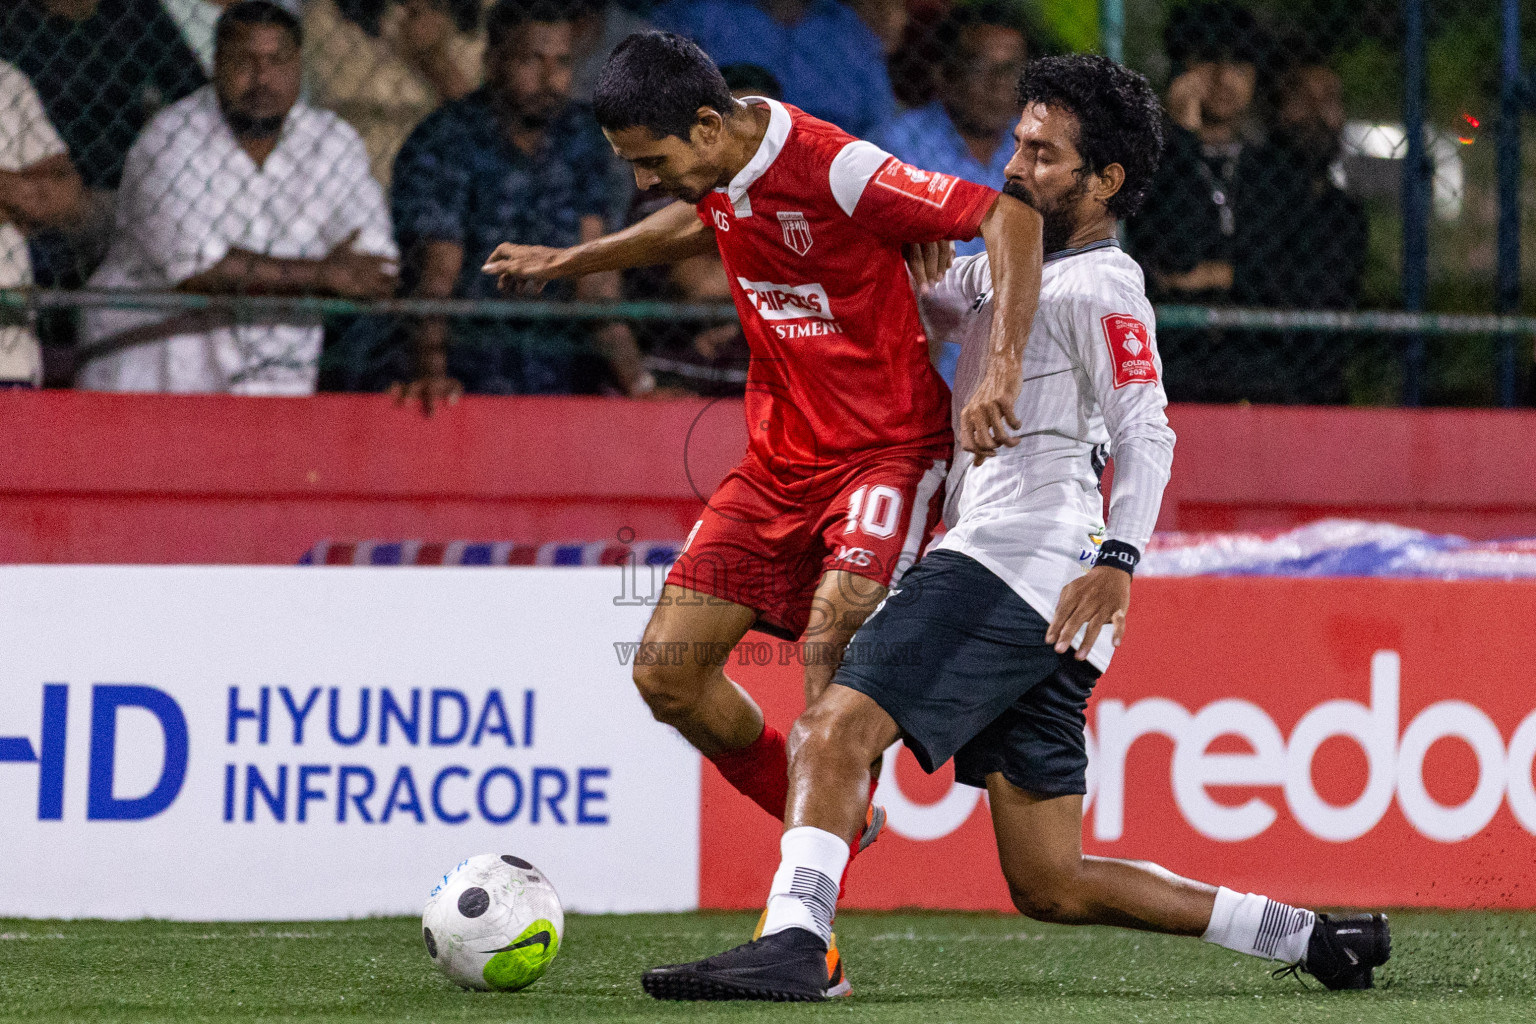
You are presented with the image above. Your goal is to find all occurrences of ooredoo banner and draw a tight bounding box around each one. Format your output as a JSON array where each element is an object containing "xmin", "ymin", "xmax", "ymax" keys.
[
  {"xmin": 0, "ymin": 567, "xmax": 696, "ymax": 919},
  {"xmin": 708, "ymin": 577, "xmax": 1536, "ymax": 912}
]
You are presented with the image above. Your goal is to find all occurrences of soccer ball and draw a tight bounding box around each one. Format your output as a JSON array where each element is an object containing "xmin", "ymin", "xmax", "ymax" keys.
[{"xmin": 421, "ymin": 853, "xmax": 565, "ymax": 991}]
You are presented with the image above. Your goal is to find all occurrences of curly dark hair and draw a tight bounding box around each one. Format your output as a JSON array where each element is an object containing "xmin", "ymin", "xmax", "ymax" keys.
[{"xmin": 1016, "ymin": 54, "xmax": 1166, "ymax": 220}]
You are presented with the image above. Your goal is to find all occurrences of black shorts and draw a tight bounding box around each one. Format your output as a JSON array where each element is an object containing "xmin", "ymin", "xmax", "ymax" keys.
[{"xmin": 833, "ymin": 549, "xmax": 1100, "ymax": 796}]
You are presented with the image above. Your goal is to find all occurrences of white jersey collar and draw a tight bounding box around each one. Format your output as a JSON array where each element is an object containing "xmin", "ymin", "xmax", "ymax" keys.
[{"xmin": 718, "ymin": 97, "xmax": 790, "ymax": 217}]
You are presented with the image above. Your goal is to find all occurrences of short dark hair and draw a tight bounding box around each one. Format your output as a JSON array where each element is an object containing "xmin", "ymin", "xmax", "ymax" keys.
[
  {"xmin": 593, "ymin": 32, "xmax": 735, "ymax": 140},
  {"xmin": 1163, "ymin": 1, "xmax": 1266, "ymax": 70},
  {"xmin": 1016, "ymin": 54, "xmax": 1166, "ymax": 220},
  {"xmin": 720, "ymin": 63, "xmax": 782, "ymax": 101},
  {"xmin": 215, "ymin": 0, "xmax": 303, "ymax": 50},
  {"xmin": 485, "ymin": 0, "xmax": 582, "ymax": 51},
  {"xmin": 937, "ymin": 0, "xmax": 1030, "ymax": 71}
]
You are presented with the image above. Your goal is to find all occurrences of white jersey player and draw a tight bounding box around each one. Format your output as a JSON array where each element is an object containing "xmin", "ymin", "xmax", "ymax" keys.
[
  {"xmin": 643, "ymin": 55, "xmax": 1390, "ymax": 1004},
  {"xmin": 923, "ymin": 237, "xmax": 1173, "ymax": 670}
]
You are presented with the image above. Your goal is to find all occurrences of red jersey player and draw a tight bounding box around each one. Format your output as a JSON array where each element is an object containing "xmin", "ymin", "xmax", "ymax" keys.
[{"xmin": 482, "ymin": 31, "xmax": 1041, "ymax": 968}]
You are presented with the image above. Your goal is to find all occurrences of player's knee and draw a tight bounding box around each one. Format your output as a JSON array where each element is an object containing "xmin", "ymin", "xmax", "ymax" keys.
[
  {"xmin": 787, "ymin": 699, "xmax": 875, "ymax": 770},
  {"xmin": 1006, "ymin": 868, "xmax": 1091, "ymax": 924},
  {"xmin": 631, "ymin": 661, "xmax": 701, "ymax": 724}
]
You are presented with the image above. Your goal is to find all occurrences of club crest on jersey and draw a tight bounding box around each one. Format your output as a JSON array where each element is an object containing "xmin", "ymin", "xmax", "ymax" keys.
[
  {"xmin": 1100, "ymin": 313, "xmax": 1158, "ymax": 388},
  {"xmin": 777, "ymin": 211, "xmax": 813, "ymax": 256}
]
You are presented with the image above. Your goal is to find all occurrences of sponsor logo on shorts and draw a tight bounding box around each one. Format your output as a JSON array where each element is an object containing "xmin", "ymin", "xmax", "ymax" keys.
[{"xmin": 834, "ymin": 545, "xmax": 876, "ymax": 568}]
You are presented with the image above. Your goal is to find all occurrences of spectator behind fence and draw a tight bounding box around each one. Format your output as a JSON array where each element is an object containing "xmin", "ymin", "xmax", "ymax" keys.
[
  {"xmin": 1227, "ymin": 61, "xmax": 1368, "ymax": 404},
  {"xmin": 1125, "ymin": 0, "xmax": 1271, "ymax": 402},
  {"xmin": 873, "ymin": 2, "xmax": 1028, "ymax": 258},
  {"xmin": 0, "ymin": 61, "xmax": 85, "ymax": 387},
  {"xmin": 1127, "ymin": 0, "xmax": 1266, "ymax": 307},
  {"xmin": 389, "ymin": 0, "xmax": 646, "ymax": 408},
  {"xmin": 304, "ymin": 0, "xmax": 486, "ymax": 186},
  {"xmin": 1236, "ymin": 62, "xmax": 1365, "ymax": 311},
  {"xmin": 1, "ymin": 0, "xmax": 208, "ymax": 288},
  {"xmin": 570, "ymin": 0, "xmax": 653, "ymax": 103},
  {"xmin": 651, "ymin": 0, "xmax": 894, "ymax": 139},
  {"xmin": 76, "ymin": 0, "xmax": 398, "ymax": 395}
]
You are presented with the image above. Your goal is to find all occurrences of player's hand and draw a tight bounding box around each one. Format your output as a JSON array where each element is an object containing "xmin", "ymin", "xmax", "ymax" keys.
[
  {"xmin": 390, "ymin": 345, "xmax": 462, "ymax": 416},
  {"xmin": 1047, "ymin": 565, "xmax": 1131, "ymax": 660},
  {"xmin": 1166, "ymin": 67, "xmax": 1211, "ymax": 133},
  {"xmin": 692, "ymin": 323, "xmax": 740, "ymax": 359},
  {"xmin": 903, "ymin": 240, "xmax": 953, "ymax": 293},
  {"xmin": 321, "ymin": 229, "xmax": 398, "ymax": 299},
  {"xmin": 481, "ymin": 243, "xmax": 567, "ymax": 295},
  {"xmin": 958, "ymin": 366, "xmax": 1021, "ymax": 465},
  {"xmin": 391, "ymin": 373, "xmax": 462, "ymax": 416}
]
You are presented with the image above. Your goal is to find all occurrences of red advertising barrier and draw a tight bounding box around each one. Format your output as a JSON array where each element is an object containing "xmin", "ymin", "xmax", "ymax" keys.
[
  {"xmin": 3, "ymin": 391, "xmax": 1536, "ymax": 563},
  {"xmin": 702, "ymin": 576, "xmax": 1536, "ymax": 910}
]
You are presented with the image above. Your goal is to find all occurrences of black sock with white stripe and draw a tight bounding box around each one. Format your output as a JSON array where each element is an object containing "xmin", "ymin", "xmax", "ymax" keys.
[
  {"xmin": 1202, "ymin": 887, "xmax": 1316, "ymax": 964},
  {"xmin": 759, "ymin": 826, "xmax": 849, "ymax": 947}
]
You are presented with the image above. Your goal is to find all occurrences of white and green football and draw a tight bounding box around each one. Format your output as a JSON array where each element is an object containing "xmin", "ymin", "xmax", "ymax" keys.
[{"xmin": 422, "ymin": 853, "xmax": 565, "ymax": 991}]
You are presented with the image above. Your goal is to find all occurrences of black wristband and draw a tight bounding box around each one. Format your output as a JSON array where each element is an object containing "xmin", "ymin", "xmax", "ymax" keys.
[{"xmin": 1094, "ymin": 540, "xmax": 1140, "ymax": 576}]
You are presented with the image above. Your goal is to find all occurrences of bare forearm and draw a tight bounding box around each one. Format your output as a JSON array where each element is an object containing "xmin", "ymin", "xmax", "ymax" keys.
[
  {"xmin": 556, "ymin": 202, "xmax": 716, "ymax": 276},
  {"xmin": 574, "ymin": 268, "xmax": 623, "ymax": 302},
  {"xmin": 978, "ymin": 194, "xmax": 1043, "ymax": 376},
  {"xmin": 1160, "ymin": 261, "xmax": 1232, "ymax": 293},
  {"xmin": 0, "ymin": 161, "xmax": 84, "ymax": 230},
  {"xmin": 414, "ymin": 315, "xmax": 451, "ymax": 369},
  {"xmin": 411, "ymin": 44, "xmax": 475, "ymax": 101},
  {"xmin": 179, "ymin": 249, "xmax": 329, "ymax": 295},
  {"xmin": 594, "ymin": 322, "xmax": 649, "ymax": 392},
  {"xmin": 411, "ymin": 239, "xmax": 464, "ymax": 366}
]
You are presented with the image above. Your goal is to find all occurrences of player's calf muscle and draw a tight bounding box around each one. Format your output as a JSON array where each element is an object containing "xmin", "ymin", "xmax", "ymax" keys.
[{"xmin": 785, "ymin": 688, "xmax": 897, "ymax": 836}]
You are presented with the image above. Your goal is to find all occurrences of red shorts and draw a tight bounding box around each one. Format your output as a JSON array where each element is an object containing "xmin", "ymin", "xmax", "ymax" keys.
[{"xmin": 666, "ymin": 450, "xmax": 949, "ymax": 639}]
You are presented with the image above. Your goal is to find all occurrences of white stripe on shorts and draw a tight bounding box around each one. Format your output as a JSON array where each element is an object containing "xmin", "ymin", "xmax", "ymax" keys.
[{"xmin": 890, "ymin": 458, "xmax": 947, "ymax": 588}]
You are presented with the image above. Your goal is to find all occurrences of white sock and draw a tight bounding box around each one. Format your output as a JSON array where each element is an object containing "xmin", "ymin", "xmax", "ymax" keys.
[
  {"xmin": 1201, "ymin": 886, "xmax": 1316, "ymax": 964},
  {"xmin": 759, "ymin": 826, "xmax": 849, "ymax": 946}
]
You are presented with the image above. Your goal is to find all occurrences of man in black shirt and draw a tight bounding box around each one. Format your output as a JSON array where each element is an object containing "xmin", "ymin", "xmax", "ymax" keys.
[
  {"xmin": 1126, "ymin": 1, "xmax": 1265, "ymax": 402},
  {"xmin": 1232, "ymin": 62, "xmax": 1368, "ymax": 403}
]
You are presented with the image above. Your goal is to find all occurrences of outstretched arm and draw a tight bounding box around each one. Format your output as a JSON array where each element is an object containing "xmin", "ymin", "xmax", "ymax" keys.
[
  {"xmin": 958, "ymin": 194, "xmax": 1042, "ymax": 465},
  {"xmin": 481, "ymin": 200, "xmax": 717, "ymax": 293}
]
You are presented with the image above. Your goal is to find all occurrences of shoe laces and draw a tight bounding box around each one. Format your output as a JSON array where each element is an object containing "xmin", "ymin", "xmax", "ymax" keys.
[{"xmin": 1270, "ymin": 961, "xmax": 1312, "ymax": 989}]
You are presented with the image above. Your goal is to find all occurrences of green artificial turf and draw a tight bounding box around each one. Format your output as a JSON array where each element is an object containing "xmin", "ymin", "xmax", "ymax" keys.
[{"xmin": 1, "ymin": 911, "xmax": 1532, "ymax": 1023}]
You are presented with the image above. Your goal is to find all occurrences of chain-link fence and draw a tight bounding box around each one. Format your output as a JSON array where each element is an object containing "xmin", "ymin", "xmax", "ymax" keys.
[{"xmin": 0, "ymin": 0, "xmax": 1531, "ymax": 403}]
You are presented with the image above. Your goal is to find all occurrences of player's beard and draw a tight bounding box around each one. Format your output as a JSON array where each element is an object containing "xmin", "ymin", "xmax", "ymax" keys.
[
  {"xmin": 1003, "ymin": 176, "xmax": 1088, "ymax": 255},
  {"xmin": 220, "ymin": 91, "xmax": 288, "ymax": 140}
]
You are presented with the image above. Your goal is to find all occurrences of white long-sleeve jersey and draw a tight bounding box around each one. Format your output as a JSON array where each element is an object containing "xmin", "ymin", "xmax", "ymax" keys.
[{"xmin": 921, "ymin": 240, "xmax": 1175, "ymax": 670}]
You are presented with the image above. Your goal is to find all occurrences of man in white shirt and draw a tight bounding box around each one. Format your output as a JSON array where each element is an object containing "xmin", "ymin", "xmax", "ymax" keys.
[
  {"xmin": 0, "ymin": 60, "xmax": 83, "ymax": 385},
  {"xmin": 77, "ymin": 0, "xmax": 397, "ymax": 395},
  {"xmin": 642, "ymin": 55, "xmax": 1390, "ymax": 1002}
]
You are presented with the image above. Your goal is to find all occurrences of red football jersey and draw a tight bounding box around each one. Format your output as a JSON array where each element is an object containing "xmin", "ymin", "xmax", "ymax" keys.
[{"xmin": 695, "ymin": 99, "xmax": 999, "ymax": 480}]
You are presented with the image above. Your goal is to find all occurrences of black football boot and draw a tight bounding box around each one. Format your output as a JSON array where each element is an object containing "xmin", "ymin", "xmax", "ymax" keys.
[
  {"xmin": 1296, "ymin": 912, "xmax": 1392, "ymax": 990},
  {"xmin": 642, "ymin": 927, "xmax": 833, "ymax": 1002}
]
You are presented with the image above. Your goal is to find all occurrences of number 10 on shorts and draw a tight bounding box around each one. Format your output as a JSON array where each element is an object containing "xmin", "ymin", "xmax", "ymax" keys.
[{"xmin": 845, "ymin": 485, "xmax": 903, "ymax": 539}]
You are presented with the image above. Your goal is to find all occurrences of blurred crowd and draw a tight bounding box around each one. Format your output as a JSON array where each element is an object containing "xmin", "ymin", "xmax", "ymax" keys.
[{"xmin": 0, "ymin": 0, "xmax": 1368, "ymax": 402}]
